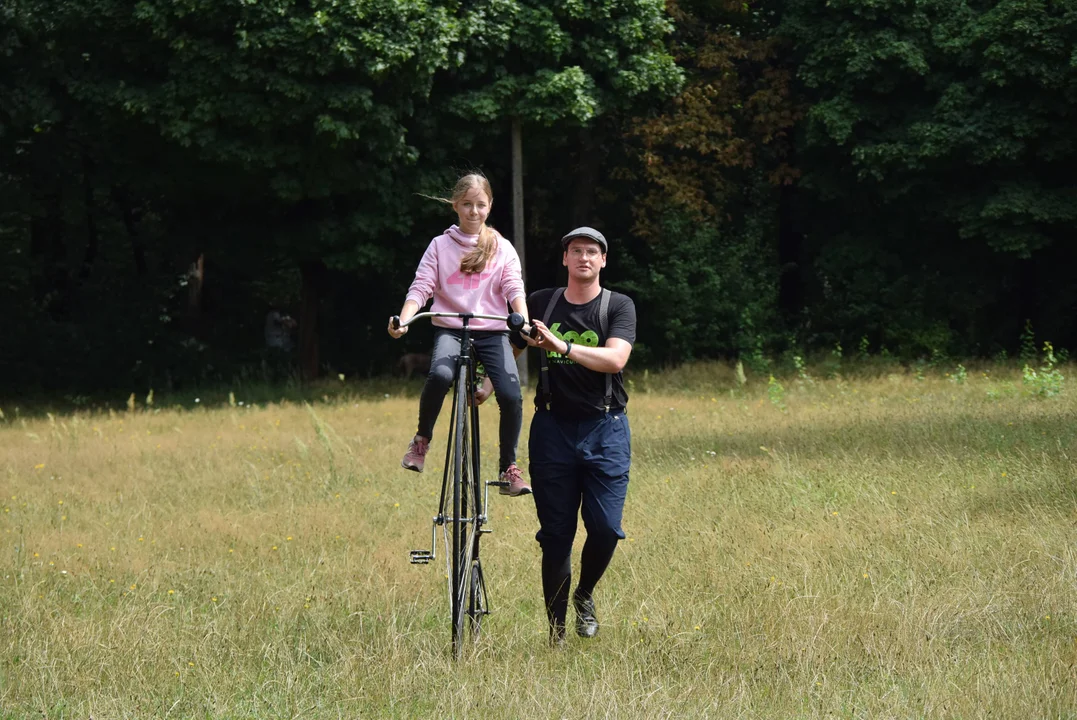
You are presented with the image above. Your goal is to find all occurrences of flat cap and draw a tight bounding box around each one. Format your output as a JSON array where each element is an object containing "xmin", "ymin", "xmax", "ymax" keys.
[{"xmin": 560, "ymin": 226, "xmax": 607, "ymax": 253}]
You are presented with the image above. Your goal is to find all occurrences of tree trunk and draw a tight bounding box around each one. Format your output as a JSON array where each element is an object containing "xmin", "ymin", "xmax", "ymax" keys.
[
  {"xmin": 570, "ymin": 126, "xmax": 599, "ymax": 227},
  {"xmin": 777, "ymin": 182, "xmax": 803, "ymax": 320},
  {"xmin": 113, "ymin": 186, "xmax": 147, "ymax": 275},
  {"xmin": 299, "ymin": 260, "xmax": 326, "ymax": 381},
  {"xmin": 44, "ymin": 193, "xmax": 71, "ymax": 316},
  {"xmin": 79, "ymin": 155, "xmax": 99, "ymax": 280},
  {"xmin": 187, "ymin": 253, "xmax": 204, "ymax": 330},
  {"xmin": 511, "ymin": 117, "xmax": 529, "ymax": 386},
  {"xmin": 30, "ymin": 214, "xmax": 49, "ymax": 304}
]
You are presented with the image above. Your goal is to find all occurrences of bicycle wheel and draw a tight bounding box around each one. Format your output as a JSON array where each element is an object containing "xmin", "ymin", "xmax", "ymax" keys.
[
  {"xmin": 465, "ymin": 382, "xmax": 488, "ymax": 641},
  {"xmin": 436, "ymin": 383, "xmax": 456, "ymax": 646},
  {"xmin": 450, "ymin": 363, "xmax": 479, "ymax": 658},
  {"xmin": 467, "ymin": 559, "xmax": 487, "ymax": 638}
]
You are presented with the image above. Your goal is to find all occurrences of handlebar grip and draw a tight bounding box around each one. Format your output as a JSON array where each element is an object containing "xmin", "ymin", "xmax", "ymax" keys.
[
  {"xmin": 529, "ymin": 324, "xmax": 540, "ymax": 340},
  {"xmin": 391, "ymin": 316, "xmax": 401, "ymax": 330},
  {"xmin": 507, "ymin": 312, "xmax": 525, "ymax": 333}
]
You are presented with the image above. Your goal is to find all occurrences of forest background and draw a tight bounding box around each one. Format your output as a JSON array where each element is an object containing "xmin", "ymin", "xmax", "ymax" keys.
[{"xmin": 3, "ymin": 0, "xmax": 1075, "ymax": 396}]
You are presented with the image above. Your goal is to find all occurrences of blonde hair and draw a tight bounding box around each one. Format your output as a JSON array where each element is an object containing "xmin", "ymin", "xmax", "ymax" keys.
[{"xmin": 430, "ymin": 173, "xmax": 497, "ymax": 275}]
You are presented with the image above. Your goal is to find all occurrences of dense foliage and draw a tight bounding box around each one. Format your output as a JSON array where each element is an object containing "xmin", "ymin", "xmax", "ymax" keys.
[
  {"xmin": 782, "ymin": 0, "xmax": 1077, "ymax": 354},
  {"xmin": 1, "ymin": 0, "xmax": 1074, "ymax": 395}
]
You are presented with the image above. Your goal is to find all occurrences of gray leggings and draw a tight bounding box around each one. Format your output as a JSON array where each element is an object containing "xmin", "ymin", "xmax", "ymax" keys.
[{"xmin": 417, "ymin": 329, "xmax": 522, "ymax": 473}]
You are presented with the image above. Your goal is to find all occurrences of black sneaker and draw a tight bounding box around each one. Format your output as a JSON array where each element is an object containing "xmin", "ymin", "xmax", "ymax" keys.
[{"xmin": 573, "ymin": 592, "xmax": 599, "ymax": 639}]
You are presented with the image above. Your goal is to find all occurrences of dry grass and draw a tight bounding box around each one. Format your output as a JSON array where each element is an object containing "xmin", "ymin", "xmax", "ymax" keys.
[{"xmin": 1, "ymin": 364, "xmax": 1075, "ymax": 718}]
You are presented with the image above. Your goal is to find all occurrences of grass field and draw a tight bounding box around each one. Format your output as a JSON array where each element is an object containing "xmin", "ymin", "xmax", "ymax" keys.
[{"xmin": 2, "ymin": 363, "xmax": 1075, "ymax": 718}]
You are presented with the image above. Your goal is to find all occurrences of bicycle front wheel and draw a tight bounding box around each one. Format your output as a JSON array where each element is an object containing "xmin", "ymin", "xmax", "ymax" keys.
[{"xmin": 450, "ymin": 363, "xmax": 480, "ymax": 658}]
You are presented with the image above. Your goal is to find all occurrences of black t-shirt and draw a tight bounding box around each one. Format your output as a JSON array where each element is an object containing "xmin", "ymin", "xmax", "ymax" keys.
[{"xmin": 513, "ymin": 287, "xmax": 637, "ymax": 418}]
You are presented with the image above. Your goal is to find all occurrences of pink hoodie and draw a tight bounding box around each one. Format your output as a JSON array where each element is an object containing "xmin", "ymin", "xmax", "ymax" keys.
[{"xmin": 405, "ymin": 225, "xmax": 526, "ymax": 331}]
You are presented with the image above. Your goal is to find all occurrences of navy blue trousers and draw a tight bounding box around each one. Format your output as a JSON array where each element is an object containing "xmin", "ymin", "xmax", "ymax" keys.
[{"xmin": 529, "ymin": 410, "xmax": 631, "ymax": 627}]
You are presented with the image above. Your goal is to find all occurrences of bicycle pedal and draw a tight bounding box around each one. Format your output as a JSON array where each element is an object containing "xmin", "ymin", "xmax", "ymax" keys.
[
  {"xmin": 487, "ymin": 480, "xmax": 509, "ymax": 488},
  {"xmin": 409, "ymin": 550, "xmax": 433, "ymax": 564},
  {"xmin": 479, "ymin": 527, "xmax": 493, "ymax": 534}
]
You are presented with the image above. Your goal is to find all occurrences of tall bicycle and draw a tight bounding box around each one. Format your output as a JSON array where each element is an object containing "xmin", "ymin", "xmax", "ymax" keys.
[{"xmin": 391, "ymin": 310, "xmax": 527, "ymax": 658}]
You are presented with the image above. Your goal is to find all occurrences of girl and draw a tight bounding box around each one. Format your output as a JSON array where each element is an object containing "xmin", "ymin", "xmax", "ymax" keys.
[{"xmin": 387, "ymin": 173, "xmax": 531, "ymax": 497}]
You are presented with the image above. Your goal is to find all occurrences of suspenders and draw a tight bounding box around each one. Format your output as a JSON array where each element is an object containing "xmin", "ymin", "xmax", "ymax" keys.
[
  {"xmin": 537, "ymin": 288, "xmax": 565, "ymax": 412},
  {"xmin": 538, "ymin": 288, "xmax": 613, "ymax": 413}
]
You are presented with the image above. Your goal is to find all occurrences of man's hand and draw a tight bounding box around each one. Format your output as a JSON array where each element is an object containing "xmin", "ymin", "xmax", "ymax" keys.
[
  {"xmin": 473, "ymin": 376, "xmax": 494, "ymax": 406},
  {"xmin": 526, "ymin": 320, "xmax": 565, "ymax": 354}
]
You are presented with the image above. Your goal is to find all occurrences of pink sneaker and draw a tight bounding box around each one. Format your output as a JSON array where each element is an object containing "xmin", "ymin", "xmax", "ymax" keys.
[
  {"xmin": 498, "ymin": 463, "xmax": 532, "ymax": 496},
  {"xmin": 401, "ymin": 435, "xmax": 430, "ymax": 473}
]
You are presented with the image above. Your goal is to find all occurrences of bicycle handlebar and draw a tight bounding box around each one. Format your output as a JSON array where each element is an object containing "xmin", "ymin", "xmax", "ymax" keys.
[{"xmin": 392, "ymin": 311, "xmax": 536, "ymax": 337}]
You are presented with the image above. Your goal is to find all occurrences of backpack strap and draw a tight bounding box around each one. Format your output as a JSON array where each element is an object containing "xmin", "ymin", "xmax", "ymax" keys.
[
  {"xmin": 599, "ymin": 289, "xmax": 612, "ymax": 412},
  {"xmin": 538, "ymin": 288, "xmax": 566, "ymax": 411}
]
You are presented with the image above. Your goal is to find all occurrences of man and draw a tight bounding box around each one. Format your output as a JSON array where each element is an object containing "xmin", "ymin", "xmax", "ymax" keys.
[
  {"xmin": 513, "ymin": 226, "xmax": 636, "ymax": 645},
  {"xmin": 264, "ymin": 308, "xmax": 297, "ymax": 352}
]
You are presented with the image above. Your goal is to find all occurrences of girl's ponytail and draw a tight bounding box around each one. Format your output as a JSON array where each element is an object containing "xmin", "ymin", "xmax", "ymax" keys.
[{"xmin": 460, "ymin": 224, "xmax": 497, "ymax": 275}]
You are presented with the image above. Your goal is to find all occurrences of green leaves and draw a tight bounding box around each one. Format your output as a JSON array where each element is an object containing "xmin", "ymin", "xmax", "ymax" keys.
[
  {"xmin": 780, "ymin": 0, "xmax": 1077, "ymax": 354},
  {"xmin": 784, "ymin": 0, "xmax": 1077, "ymax": 256},
  {"xmin": 520, "ymin": 67, "xmax": 600, "ymax": 125},
  {"xmin": 443, "ymin": 0, "xmax": 681, "ymax": 125}
]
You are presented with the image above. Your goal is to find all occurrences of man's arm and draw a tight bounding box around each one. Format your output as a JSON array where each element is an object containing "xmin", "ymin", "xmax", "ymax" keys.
[
  {"xmin": 568, "ymin": 337, "xmax": 632, "ymax": 373},
  {"xmin": 526, "ymin": 320, "xmax": 632, "ymax": 374}
]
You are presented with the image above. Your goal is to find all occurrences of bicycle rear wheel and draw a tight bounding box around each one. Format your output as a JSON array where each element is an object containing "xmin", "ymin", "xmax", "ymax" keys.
[{"xmin": 467, "ymin": 559, "xmax": 487, "ymax": 638}]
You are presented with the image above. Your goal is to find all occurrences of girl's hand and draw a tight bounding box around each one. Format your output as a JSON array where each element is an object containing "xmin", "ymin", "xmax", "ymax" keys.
[
  {"xmin": 387, "ymin": 316, "xmax": 408, "ymax": 339},
  {"xmin": 473, "ymin": 376, "xmax": 494, "ymax": 406}
]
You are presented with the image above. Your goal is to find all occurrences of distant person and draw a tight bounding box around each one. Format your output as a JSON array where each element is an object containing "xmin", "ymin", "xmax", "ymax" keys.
[
  {"xmin": 511, "ymin": 226, "xmax": 636, "ymax": 645},
  {"xmin": 265, "ymin": 309, "xmax": 297, "ymax": 352},
  {"xmin": 387, "ymin": 172, "xmax": 532, "ymax": 496}
]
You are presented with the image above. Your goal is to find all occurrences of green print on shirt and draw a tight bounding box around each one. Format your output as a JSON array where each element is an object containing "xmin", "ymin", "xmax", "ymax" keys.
[{"xmin": 546, "ymin": 323, "xmax": 600, "ymax": 361}]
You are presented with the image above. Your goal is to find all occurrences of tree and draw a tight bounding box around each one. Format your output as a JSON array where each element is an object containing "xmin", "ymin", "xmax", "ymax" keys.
[
  {"xmin": 405, "ymin": 0, "xmax": 683, "ymax": 380},
  {"xmin": 619, "ymin": 0, "xmax": 799, "ymax": 362},
  {"xmin": 0, "ymin": 0, "xmax": 470, "ymax": 389},
  {"xmin": 423, "ymin": 0, "xmax": 683, "ymax": 261},
  {"xmin": 83, "ymin": 0, "xmax": 465, "ymax": 379},
  {"xmin": 781, "ymin": 0, "xmax": 1077, "ymax": 353}
]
